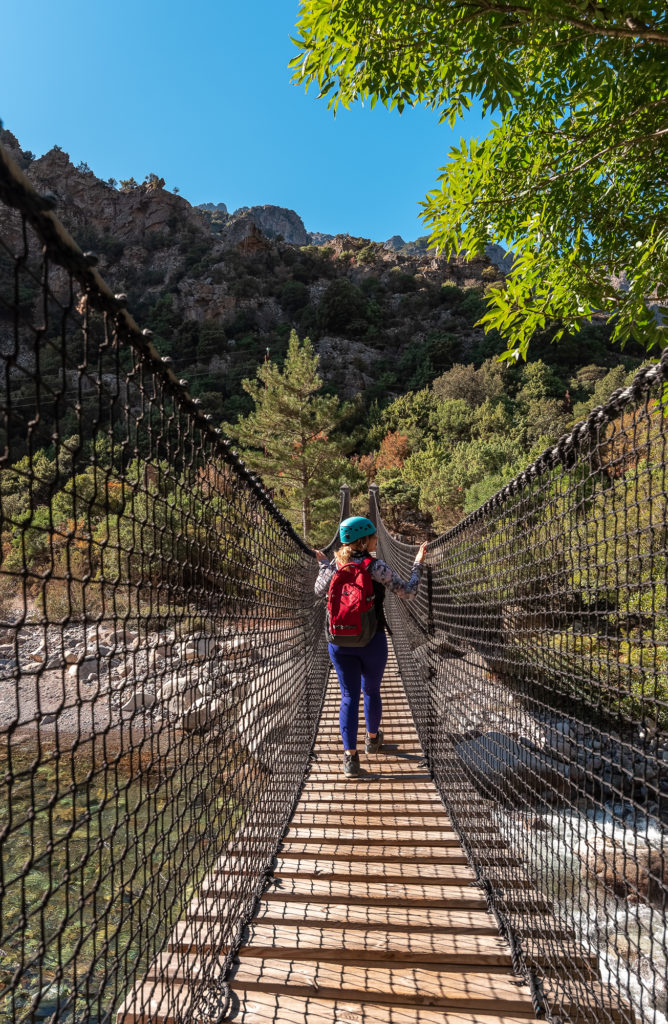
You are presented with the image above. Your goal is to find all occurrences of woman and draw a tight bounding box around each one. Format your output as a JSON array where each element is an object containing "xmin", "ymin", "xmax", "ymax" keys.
[{"xmin": 315, "ymin": 516, "xmax": 427, "ymax": 777}]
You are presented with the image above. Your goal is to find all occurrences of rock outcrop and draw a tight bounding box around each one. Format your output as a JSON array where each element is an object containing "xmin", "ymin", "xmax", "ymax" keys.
[{"xmin": 235, "ymin": 205, "xmax": 309, "ymax": 245}]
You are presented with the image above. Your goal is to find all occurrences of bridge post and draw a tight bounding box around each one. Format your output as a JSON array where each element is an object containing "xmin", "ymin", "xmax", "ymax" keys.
[
  {"xmin": 339, "ymin": 483, "xmax": 351, "ymax": 520},
  {"xmin": 368, "ymin": 483, "xmax": 380, "ymax": 526}
]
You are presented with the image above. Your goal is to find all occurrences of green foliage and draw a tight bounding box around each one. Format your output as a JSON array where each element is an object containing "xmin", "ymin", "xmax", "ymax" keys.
[
  {"xmin": 229, "ymin": 332, "xmax": 352, "ymax": 542},
  {"xmin": 317, "ymin": 278, "xmax": 367, "ymax": 334},
  {"xmin": 365, "ymin": 389, "xmax": 437, "ymax": 451},
  {"xmin": 571, "ymin": 365, "xmax": 637, "ymax": 420},
  {"xmin": 357, "ymin": 242, "xmax": 381, "ymax": 265},
  {"xmin": 429, "ymin": 398, "xmax": 475, "ymax": 445},
  {"xmin": 387, "ymin": 270, "xmax": 417, "ymax": 294},
  {"xmin": 439, "ymin": 283, "xmax": 464, "ymax": 307},
  {"xmin": 144, "ymin": 173, "xmax": 165, "ymax": 191},
  {"xmin": 456, "ymin": 288, "xmax": 487, "ymax": 324},
  {"xmin": 292, "ymin": 1, "xmax": 668, "ymax": 355},
  {"xmin": 403, "ymin": 434, "xmax": 520, "ymax": 529},
  {"xmin": 433, "ymin": 359, "xmax": 506, "ymax": 407},
  {"xmin": 280, "ymin": 279, "xmax": 310, "ymax": 315},
  {"xmin": 399, "ymin": 332, "xmax": 461, "ymax": 391}
]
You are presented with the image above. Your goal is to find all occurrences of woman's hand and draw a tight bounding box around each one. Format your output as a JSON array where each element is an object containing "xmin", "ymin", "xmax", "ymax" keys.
[
  {"xmin": 314, "ymin": 549, "xmax": 329, "ymax": 564},
  {"xmin": 415, "ymin": 541, "xmax": 429, "ymax": 564}
]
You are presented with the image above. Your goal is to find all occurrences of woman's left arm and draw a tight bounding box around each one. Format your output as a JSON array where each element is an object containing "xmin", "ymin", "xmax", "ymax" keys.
[
  {"xmin": 370, "ymin": 542, "xmax": 428, "ymax": 601},
  {"xmin": 370, "ymin": 558, "xmax": 423, "ymax": 600}
]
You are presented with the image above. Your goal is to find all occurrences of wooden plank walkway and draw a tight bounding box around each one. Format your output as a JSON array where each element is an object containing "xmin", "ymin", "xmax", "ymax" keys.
[
  {"xmin": 117, "ymin": 643, "xmax": 542, "ymax": 1023},
  {"xmin": 223, "ymin": 644, "xmax": 541, "ymax": 1022}
]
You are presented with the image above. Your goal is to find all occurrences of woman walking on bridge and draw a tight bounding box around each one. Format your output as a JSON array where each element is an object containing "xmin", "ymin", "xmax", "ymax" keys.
[{"xmin": 315, "ymin": 517, "xmax": 427, "ymax": 777}]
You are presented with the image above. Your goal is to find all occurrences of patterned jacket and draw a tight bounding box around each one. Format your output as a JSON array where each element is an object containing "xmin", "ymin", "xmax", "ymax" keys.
[{"xmin": 314, "ymin": 553, "xmax": 423, "ymax": 601}]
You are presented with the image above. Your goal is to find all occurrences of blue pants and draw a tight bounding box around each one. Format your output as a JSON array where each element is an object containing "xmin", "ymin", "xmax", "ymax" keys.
[{"xmin": 328, "ymin": 631, "xmax": 388, "ymax": 751}]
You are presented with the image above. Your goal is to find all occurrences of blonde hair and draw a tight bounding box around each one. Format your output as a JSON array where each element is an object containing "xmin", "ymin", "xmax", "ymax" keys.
[{"xmin": 334, "ymin": 537, "xmax": 372, "ymax": 568}]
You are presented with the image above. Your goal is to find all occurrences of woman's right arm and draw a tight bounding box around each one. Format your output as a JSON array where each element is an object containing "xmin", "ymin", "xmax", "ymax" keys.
[{"xmin": 313, "ymin": 552, "xmax": 335, "ymax": 597}]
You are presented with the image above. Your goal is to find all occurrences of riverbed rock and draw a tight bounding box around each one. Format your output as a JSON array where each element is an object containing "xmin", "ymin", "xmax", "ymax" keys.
[
  {"xmin": 454, "ymin": 730, "xmax": 584, "ymax": 801},
  {"xmin": 181, "ymin": 697, "xmax": 223, "ymax": 731},
  {"xmin": 121, "ymin": 689, "xmax": 156, "ymax": 713},
  {"xmin": 67, "ymin": 658, "xmax": 100, "ymax": 682},
  {"xmin": 591, "ymin": 845, "xmax": 668, "ymax": 906},
  {"xmin": 181, "ymin": 636, "xmax": 218, "ymax": 662}
]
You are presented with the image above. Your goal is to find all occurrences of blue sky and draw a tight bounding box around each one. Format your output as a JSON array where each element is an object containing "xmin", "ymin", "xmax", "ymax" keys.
[{"xmin": 1, "ymin": 0, "xmax": 487, "ymax": 242}]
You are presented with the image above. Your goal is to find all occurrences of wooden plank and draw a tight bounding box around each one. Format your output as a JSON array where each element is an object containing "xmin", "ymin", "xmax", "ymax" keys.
[
  {"xmin": 269, "ymin": 858, "xmax": 476, "ymax": 884},
  {"xmin": 306, "ymin": 771, "xmax": 433, "ymax": 780},
  {"xmin": 227, "ymin": 957, "xmax": 538, "ymax": 1015},
  {"xmin": 298, "ymin": 782, "xmax": 439, "ymax": 794},
  {"xmin": 299, "ymin": 774, "xmax": 436, "ymax": 782},
  {"xmin": 212, "ymin": 859, "xmax": 475, "ymax": 885},
  {"xmin": 170, "ymin": 921, "xmax": 513, "ymax": 965},
  {"xmin": 288, "ymin": 814, "xmax": 450, "ymax": 827},
  {"xmin": 320, "ymin": 701, "xmax": 412, "ymax": 708},
  {"xmin": 290, "ymin": 806, "xmax": 445, "ymax": 818},
  {"xmin": 313, "ymin": 749, "xmax": 423, "ymax": 758},
  {"xmin": 275, "ymin": 843, "xmax": 518, "ymax": 867},
  {"xmin": 320, "ymin": 702, "xmax": 412, "ymax": 709},
  {"xmin": 295, "ymin": 796, "xmax": 444, "ymax": 808},
  {"xmin": 311, "ymin": 752, "xmax": 423, "ymax": 760},
  {"xmin": 187, "ymin": 899, "xmax": 500, "ymax": 933},
  {"xmin": 276, "ymin": 843, "xmax": 469, "ymax": 863},
  {"xmin": 316, "ymin": 729, "xmax": 417, "ymax": 737},
  {"xmin": 235, "ymin": 877, "xmax": 488, "ymax": 908},
  {"xmin": 300, "ymin": 781, "xmax": 439, "ymax": 795},
  {"xmin": 285, "ymin": 826, "xmax": 464, "ymax": 844},
  {"xmin": 240, "ymin": 924, "xmax": 512, "ymax": 965},
  {"xmin": 224, "ymin": 991, "xmax": 539, "ymax": 1024}
]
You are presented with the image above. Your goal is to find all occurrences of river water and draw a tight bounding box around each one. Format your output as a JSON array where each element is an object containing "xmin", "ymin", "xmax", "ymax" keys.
[{"xmin": 0, "ymin": 737, "xmax": 240, "ymax": 1024}]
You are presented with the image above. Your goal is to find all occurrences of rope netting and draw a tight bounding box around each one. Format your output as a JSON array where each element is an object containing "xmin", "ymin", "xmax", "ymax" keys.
[
  {"xmin": 3, "ymin": 132, "xmax": 668, "ymax": 1024},
  {"xmin": 372, "ymin": 357, "xmax": 668, "ymax": 1023},
  {"xmin": 0, "ymin": 145, "xmax": 331, "ymax": 1023}
]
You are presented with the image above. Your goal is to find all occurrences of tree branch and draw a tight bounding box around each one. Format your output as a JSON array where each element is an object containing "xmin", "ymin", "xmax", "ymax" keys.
[{"xmin": 447, "ymin": 0, "xmax": 668, "ymax": 45}]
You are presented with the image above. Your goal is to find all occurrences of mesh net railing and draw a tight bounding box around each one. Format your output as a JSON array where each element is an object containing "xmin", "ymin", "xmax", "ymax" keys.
[
  {"xmin": 0, "ymin": 144, "xmax": 331, "ymax": 1023},
  {"xmin": 371, "ymin": 356, "xmax": 668, "ymax": 1024}
]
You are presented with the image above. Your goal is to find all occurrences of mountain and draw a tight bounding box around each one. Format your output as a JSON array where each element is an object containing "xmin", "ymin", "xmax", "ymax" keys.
[{"xmin": 0, "ymin": 129, "xmax": 514, "ymax": 421}]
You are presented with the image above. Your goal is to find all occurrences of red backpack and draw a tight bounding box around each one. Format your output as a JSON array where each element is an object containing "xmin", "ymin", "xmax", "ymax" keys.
[{"xmin": 327, "ymin": 555, "xmax": 377, "ymax": 647}]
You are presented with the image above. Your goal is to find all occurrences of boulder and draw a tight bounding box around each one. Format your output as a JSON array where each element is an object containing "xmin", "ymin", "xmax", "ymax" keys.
[
  {"xmin": 121, "ymin": 689, "xmax": 156, "ymax": 713},
  {"xmin": 68, "ymin": 659, "xmax": 100, "ymax": 682},
  {"xmin": 589, "ymin": 845, "xmax": 668, "ymax": 907},
  {"xmin": 181, "ymin": 636, "xmax": 218, "ymax": 662},
  {"xmin": 181, "ymin": 697, "xmax": 223, "ymax": 731}
]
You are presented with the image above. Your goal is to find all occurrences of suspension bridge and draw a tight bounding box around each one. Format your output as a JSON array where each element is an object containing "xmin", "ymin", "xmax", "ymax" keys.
[{"xmin": 0, "ymin": 142, "xmax": 666, "ymax": 1024}]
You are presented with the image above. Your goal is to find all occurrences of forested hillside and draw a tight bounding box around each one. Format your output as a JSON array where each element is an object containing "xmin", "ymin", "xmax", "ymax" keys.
[{"xmin": 0, "ymin": 129, "xmax": 646, "ymax": 547}]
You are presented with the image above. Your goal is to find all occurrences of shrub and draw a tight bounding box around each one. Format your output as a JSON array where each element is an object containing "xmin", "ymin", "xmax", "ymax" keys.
[
  {"xmin": 357, "ymin": 243, "xmax": 381, "ymax": 265},
  {"xmin": 457, "ymin": 288, "xmax": 487, "ymax": 322},
  {"xmin": 280, "ymin": 280, "xmax": 310, "ymax": 315},
  {"xmin": 317, "ymin": 279, "xmax": 367, "ymax": 334},
  {"xmin": 387, "ymin": 269, "xmax": 417, "ymax": 294},
  {"xmin": 440, "ymin": 283, "xmax": 464, "ymax": 307}
]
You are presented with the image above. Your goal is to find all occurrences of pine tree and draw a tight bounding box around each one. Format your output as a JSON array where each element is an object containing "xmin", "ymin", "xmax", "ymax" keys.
[{"xmin": 231, "ymin": 332, "xmax": 350, "ymax": 542}]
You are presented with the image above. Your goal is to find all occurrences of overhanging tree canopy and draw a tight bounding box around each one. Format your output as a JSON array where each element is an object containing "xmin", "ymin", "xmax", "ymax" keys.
[{"xmin": 291, "ymin": 1, "xmax": 668, "ymax": 358}]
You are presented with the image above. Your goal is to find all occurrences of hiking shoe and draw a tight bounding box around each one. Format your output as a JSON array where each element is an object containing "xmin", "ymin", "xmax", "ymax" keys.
[
  {"xmin": 365, "ymin": 729, "xmax": 383, "ymax": 754},
  {"xmin": 343, "ymin": 751, "xmax": 360, "ymax": 777}
]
